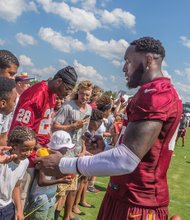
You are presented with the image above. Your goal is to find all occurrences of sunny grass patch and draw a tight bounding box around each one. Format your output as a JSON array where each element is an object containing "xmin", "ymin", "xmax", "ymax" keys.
[
  {"xmin": 58, "ymin": 177, "xmax": 109, "ymax": 220},
  {"xmin": 168, "ymin": 128, "xmax": 190, "ymax": 219}
]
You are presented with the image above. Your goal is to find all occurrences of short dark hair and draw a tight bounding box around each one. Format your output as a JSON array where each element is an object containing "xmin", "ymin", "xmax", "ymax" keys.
[
  {"xmin": 90, "ymin": 109, "xmax": 104, "ymax": 121},
  {"xmin": 96, "ymin": 95, "xmax": 112, "ymax": 112},
  {"xmin": 0, "ymin": 77, "xmax": 16, "ymax": 100},
  {"xmin": 131, "ymin": 37, "xmax": 165, "ymax": 59},
  {"xmin": 0, "ymin": 50, "xmax": 19, "ymax": 69},
  {"xmin": 8, "ymin": 126, "xmax": 37, "ymax": 147}
]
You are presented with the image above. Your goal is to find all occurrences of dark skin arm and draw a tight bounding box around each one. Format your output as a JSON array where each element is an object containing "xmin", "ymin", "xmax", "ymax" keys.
[{"xmin": 122, "ymin": 119, "xmax": 163, "ymax": 159}]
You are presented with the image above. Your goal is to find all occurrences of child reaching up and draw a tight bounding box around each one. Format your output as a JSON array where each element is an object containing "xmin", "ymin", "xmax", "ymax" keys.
[
  {"xmin": 83, "ymin": 109, "xmax": 104, "ymax": 155},
  {"xmin": 0, "ymin": 126, "xmax": 37, "ymax": 220},
  {"xmin": 26, "ymin": 131, "xmax": 75, "ymax": 220}
]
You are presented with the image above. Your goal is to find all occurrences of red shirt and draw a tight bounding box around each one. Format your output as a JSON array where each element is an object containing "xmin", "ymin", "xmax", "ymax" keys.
[
  {"xmin": 10, "ymin": 81, "xmax": 56, "ymax": 167},
  {"xmin": 89, "ymin": 102, "xmax": 97, "ymax": 109},
  {"xmin": 109, "ymin": 77, "xmax": 182, "ymax": 207}
]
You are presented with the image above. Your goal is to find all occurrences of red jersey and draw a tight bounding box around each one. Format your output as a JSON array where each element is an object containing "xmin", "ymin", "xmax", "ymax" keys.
[
  {"xmin": 89, "ymin": 102, "xmax": 97, "ymax": 109},
  {"xmin": 109, "ymin": 77, "xmax": 182, "ymax": 207},
  {"xmin": 10, "ymin": 81, "xmax": 56, "ymax": 167}
]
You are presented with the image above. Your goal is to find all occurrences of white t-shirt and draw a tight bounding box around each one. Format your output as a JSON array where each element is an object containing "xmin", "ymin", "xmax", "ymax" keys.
[
  {"xmin": 54, "ymin": 100, "xmax": 92, "ymax": 155},
  {"xmin": 95, "ymin": 118, "xmax": 109, "ymax": 136},
  {"xmin": 0, "ymin": 113, "xmax": 11, "ymax": 134},
  {"xmin": 0, "ymin": 158, "xmax": 29, "ymax": 207}
]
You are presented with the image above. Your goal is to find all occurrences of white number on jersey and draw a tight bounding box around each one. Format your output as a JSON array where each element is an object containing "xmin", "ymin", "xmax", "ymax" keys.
[
  {"xmin": 38, "ymin": 109, "xmax": 54, "ymax": 135},
  {"xmin": 16, "ymin": 109, "xmax": 31, "ymax": 124}
]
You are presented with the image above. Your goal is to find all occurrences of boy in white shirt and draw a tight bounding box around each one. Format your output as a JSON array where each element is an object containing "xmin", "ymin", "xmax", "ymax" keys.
[{"xmin": 0, "ymin": 126, "xmax": 37, "ymax": 220}]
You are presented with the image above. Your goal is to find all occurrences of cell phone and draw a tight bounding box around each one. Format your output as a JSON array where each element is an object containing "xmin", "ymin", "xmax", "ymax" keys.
[{"xmin": 83, "ymin": 115, "xmax": 90, "ymax": 120}]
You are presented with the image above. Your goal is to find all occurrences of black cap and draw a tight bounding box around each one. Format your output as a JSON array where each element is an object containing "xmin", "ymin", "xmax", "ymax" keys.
[{"xmin": 54, "ymin": 66, "xmax": 78, "ymax": 87}]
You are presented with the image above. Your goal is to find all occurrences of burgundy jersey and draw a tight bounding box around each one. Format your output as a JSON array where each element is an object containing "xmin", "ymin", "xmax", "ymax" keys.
[
  {"xmin": 10, "ymin": 81, "xmax": 56, "ymax": 167},
  {"xmin": 109, "ymin": 77, "xmax": 182, "ymax": 207}
]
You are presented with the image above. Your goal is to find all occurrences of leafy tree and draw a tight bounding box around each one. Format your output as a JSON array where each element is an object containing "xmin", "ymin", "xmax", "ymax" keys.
[{"xmin": 104, "ymin": 90, "xmax": 117, "ymax": 99}]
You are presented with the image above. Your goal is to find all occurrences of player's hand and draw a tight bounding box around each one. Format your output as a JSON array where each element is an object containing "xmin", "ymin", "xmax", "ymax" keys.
[
  {"xmin": 34, "ymin": 149, "xmax": 63, "ymax": 177},
  {"xmin": 0, "ymin": 146, "xmax": 17, "ymax": 164}
]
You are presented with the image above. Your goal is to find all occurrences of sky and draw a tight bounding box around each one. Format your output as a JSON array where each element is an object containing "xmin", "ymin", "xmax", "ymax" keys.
[{"xmin": 1, "ymin": 0, "xmax": 190, "ymax": 103}]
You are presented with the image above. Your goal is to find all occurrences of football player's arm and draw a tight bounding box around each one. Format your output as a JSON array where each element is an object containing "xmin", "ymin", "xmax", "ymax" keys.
[
  {"xmin": 121, "ymin": 120, "xmax": 163, "ymax": 159},
  {"xmin": 58, "ymin": 119, "xmax": 163, "ymax": 176}
]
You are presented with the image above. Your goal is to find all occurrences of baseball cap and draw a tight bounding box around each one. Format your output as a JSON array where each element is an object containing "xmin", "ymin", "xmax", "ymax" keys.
[
  {"xmin": 47, "ymin": 130, "xmax": 75, "ymax": 150},
  {"xmin": 15, "ymin": 72, "xmax": 34, "ymax": 82},
  {"xmin": 53, "ymin": 66, "xmax": 78, "ymax": 87}
]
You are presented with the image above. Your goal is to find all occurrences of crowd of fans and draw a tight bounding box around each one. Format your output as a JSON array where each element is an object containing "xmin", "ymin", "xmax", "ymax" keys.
[{"xmin": 0, "ymin": 49, "xmax": 130, "ymax": 220}]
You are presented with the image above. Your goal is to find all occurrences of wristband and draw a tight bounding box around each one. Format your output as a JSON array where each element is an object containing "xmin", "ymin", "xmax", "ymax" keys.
[{"xmin": 76, "ymin": 157, "xmax": 82, "ymax": 175}]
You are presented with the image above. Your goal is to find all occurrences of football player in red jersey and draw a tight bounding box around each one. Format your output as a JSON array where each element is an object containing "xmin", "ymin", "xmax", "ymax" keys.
[
  {"xmin": 10, "ymin": 66, "xmax": 77, "ymax": 209},
  {"xmin": 36, "ymin": 37, "xmax": 182, "ymax": 220}
]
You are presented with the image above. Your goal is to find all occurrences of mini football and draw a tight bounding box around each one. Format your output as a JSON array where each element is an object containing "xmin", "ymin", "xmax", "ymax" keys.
[{"xmin": 36, "ymin": 148, "xmax": 49, "ymax": 157}]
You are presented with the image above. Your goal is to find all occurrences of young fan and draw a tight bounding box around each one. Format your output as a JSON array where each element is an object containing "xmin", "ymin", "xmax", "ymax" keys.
[{"xmin": 0, "ymin": 126, "xmax": 37, "ymax": 220}]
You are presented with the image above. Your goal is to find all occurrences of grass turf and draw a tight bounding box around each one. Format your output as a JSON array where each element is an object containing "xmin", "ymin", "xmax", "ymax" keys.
[{"xmin": 59, "ymin": 128, "xmax": 190, "ymax": 220}]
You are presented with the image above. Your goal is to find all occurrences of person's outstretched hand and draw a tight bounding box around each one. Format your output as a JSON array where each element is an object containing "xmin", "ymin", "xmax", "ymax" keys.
[
  {"xmin": 34, "ymin": 149, "xmax": 63, "ymax": 177},
  {"xmin": 0, "ymin": 146, "xmax": 17, "ymax": 164}
]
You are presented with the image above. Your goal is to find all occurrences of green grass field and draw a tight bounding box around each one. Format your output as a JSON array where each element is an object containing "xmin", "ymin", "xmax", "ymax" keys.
[{"xmin": 60, "ymin": 128, "xmax": 190, "ymax": 220}]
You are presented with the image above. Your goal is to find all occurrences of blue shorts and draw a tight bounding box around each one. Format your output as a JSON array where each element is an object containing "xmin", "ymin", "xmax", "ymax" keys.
[{"xmin": 0, "ymin": 202, "xmax": 15, "ymax": 220}]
